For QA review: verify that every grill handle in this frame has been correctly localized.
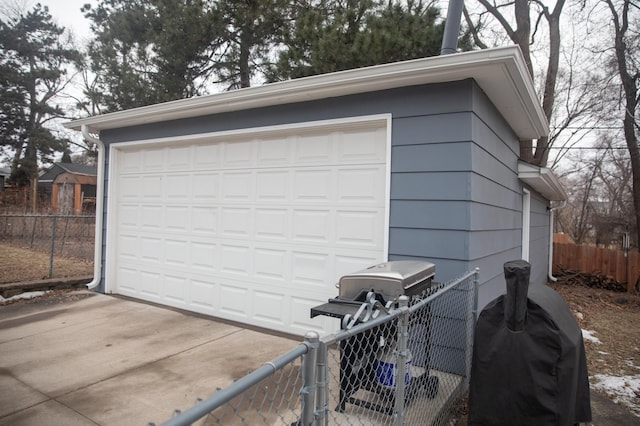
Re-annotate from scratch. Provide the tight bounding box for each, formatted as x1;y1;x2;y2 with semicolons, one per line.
503;260;531;332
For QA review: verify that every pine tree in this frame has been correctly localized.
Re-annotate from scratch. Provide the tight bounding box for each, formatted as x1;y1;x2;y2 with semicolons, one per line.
0;4;82;186
269;0;460;81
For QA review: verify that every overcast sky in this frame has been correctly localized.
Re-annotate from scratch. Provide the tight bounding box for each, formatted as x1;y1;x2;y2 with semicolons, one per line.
39;0;92;42
0;0;93;43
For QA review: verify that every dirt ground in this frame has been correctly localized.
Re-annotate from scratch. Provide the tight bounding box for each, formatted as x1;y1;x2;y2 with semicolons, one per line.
548;279;640;380
0;243;94;284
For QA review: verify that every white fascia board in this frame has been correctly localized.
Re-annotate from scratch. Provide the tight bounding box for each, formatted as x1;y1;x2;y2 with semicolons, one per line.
518;161;567;201
65;46;548;140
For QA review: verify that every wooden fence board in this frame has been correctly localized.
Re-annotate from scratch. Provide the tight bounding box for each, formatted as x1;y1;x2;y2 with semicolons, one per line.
553;242;640;292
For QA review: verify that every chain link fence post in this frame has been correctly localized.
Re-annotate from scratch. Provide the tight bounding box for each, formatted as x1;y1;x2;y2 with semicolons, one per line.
472;268;480;322
301;331;319;425
394;295;409;426
314;342;328;426
48;215;57;278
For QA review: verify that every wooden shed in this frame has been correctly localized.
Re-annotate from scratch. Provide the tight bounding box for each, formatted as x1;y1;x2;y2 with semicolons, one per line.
39;163;97;214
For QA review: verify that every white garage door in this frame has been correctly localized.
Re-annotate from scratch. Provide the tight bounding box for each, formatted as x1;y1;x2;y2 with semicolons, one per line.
106;116;390;335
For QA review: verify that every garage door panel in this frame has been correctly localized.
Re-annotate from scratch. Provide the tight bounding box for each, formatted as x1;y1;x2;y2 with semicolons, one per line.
291;251;331;287
141;176;163;199
191;241;217;272
192;173;219;200
111;119;388;335
254;248;288;282
222;172;253;201
166;174;190;199
140;270;162;298
292;210;331;244
335;209;384;248
337;127;387;162
255;208;289;240
166;206;189;231
192;206;218;235
165;239;188;266
164;275;188;305
257;136;293;165
119;176;140;199
256;171;291;201
141;205;163;229
221;207;252;237
295;133;332;164
120;150;142;172
294;169;333;202
220;244;251;276
140;236;162;262
194;144;220;168
118;205;139;228
220;284;251;317
254;291;287;326
337;167;386;204
224;139;256;167
117;234;138;259
117;267;138;293
191;278;218;309
143;148;164;171
167;146;190;169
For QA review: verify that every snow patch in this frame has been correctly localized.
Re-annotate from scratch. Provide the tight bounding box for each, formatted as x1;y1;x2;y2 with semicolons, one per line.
591;374;640;417
582;329;602;344
0;291;49;303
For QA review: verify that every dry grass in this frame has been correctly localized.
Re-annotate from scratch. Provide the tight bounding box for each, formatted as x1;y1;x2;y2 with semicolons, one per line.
0;243;93;284
548;280;640;379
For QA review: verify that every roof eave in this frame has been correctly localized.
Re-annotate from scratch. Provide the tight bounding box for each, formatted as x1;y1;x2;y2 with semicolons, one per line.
518;161;567;201
64;46;548;140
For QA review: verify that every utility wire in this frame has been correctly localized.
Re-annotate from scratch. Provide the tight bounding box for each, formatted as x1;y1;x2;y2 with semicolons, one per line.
547;146;628;149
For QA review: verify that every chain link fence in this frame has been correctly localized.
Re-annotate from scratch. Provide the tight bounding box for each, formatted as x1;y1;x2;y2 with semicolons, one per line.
156;269;479;426
0;214;95;279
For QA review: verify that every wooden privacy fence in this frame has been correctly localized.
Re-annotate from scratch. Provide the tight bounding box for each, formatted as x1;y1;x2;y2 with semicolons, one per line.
553;243;640;292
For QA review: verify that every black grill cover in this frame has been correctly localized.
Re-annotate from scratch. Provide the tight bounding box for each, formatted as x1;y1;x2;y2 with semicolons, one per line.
468;283;592;425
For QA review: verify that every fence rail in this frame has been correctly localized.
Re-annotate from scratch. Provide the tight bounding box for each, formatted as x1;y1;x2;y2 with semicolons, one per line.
154;269;479;426
553;242;640;292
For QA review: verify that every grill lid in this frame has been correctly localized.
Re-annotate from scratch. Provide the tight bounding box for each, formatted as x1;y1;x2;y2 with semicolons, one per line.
338;260;435;301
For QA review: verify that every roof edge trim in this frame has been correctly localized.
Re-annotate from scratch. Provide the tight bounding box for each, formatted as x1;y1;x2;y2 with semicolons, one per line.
65;46;548;140
518;161;567;201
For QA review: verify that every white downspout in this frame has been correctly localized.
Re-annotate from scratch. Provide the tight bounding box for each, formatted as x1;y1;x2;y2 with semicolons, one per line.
82;125;105;290
548;200;567;282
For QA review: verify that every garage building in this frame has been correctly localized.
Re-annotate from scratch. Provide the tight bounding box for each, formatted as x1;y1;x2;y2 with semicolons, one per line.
65;46;566;336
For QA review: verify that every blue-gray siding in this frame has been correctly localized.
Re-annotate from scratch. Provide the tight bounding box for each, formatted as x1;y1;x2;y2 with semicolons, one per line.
98;78;550;311
529;190;551;286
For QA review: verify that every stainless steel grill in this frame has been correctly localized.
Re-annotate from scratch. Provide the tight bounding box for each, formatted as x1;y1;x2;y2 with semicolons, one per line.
311;260;436;323
311;260;440;416
338;260;436;302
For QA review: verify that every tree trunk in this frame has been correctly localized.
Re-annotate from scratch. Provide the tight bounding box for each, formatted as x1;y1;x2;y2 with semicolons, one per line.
239;34;251;88
534;1;564;167
514;0;533;77
607;0;640;250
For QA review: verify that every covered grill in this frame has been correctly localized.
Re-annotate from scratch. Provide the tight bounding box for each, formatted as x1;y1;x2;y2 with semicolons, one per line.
311;260;440;415
468;260;592;425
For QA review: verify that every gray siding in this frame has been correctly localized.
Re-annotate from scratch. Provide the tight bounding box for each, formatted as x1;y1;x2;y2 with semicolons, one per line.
529;189;551;286
467;84;523;309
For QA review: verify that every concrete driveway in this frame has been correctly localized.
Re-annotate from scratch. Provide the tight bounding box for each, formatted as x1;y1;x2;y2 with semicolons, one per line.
0;291;297;426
